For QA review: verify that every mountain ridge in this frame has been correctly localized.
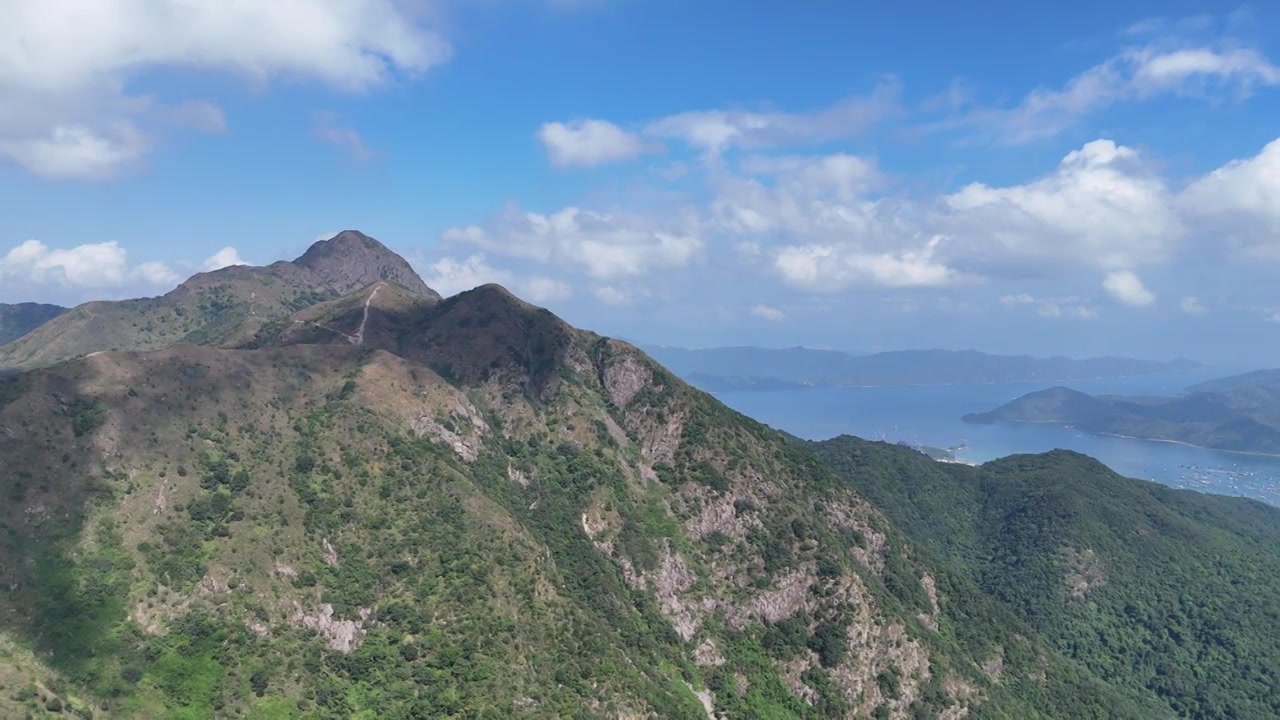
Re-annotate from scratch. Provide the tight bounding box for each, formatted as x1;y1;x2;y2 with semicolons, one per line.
0;302;67;346
0;231;440;371
0;232;1272;719
0;265;1166;718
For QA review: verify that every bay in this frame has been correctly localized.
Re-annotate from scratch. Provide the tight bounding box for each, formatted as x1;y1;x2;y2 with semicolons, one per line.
711;366;1280;507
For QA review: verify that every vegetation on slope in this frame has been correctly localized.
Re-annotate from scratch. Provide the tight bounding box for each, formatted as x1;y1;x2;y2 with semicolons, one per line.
0;280;1188;719
0;302;67;346
0;231;438;371
811;436;1280;719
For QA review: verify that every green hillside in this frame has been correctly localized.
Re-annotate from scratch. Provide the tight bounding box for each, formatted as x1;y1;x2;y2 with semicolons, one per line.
0;303;66;346
811;436;1280;719
0;278;1173;719
0;236;1273;718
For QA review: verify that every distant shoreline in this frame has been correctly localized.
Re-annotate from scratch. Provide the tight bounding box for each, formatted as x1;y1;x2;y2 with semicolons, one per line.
985;421;1280;460
1092;431;1280;460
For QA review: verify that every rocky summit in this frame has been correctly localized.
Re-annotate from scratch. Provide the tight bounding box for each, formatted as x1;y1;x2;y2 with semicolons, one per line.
0;232;440;372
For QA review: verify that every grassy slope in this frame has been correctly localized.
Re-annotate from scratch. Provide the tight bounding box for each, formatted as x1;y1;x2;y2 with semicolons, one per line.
811;436;1280;719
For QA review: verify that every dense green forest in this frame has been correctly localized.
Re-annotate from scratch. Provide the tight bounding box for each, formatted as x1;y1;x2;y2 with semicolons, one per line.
812;436;1280;719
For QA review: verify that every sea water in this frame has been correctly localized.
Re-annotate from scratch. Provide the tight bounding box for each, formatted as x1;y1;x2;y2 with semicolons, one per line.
711;367;1280;507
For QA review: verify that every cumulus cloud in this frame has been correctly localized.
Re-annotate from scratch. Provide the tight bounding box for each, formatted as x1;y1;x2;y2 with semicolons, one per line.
750;304;784;321
441;204;701;279
1179;137;1280;260
774;241;955;291
962;42;1280;142
1103;270;1156;306
705;152;959;291
940;140;1179;276
538;119;648;167
1181;296;1207;315
0;0;450;178
419;252;571;304
0;239;180;300
202;247;247;272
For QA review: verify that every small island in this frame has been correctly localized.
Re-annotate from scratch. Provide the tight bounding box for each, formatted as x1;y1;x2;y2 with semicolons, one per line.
962;370;1280;456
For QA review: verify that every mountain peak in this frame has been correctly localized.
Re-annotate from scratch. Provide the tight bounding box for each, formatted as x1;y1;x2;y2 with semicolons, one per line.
294;230;440;300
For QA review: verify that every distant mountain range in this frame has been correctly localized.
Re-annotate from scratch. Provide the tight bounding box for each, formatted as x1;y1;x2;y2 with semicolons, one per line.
964;369;1280;455
643;345;1201;391
0;302;67;345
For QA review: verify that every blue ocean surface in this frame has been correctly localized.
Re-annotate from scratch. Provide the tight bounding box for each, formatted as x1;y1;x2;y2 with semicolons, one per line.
711;367;1280;507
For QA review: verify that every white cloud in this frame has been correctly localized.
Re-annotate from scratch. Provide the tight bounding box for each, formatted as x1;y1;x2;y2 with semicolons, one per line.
1179;137;1280;260
0;1;450;178
0;124;148;180
420;254;508;298
522;276;573;304
1103;270;1156;306
645;82;899;155
706;151;960;291
202;247;247;272
442;204;701;279
750;304;784;321
705;141;1179;291
940;140;1179;276
966;42;1280;142
538;119;648;168
1180;295;1207;315
0;239;180;298
419;252;572;303
774;241;955;291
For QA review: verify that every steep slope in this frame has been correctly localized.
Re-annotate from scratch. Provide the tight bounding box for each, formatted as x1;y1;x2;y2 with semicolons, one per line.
811;436;1280;719
0;284;1163;719
0;302;67;346
0;231;438;371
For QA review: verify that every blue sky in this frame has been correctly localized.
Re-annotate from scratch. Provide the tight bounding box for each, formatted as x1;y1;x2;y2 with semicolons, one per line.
2;1;1279;364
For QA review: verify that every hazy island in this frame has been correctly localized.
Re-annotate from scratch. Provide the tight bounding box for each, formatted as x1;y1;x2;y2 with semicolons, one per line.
963;369;1280;455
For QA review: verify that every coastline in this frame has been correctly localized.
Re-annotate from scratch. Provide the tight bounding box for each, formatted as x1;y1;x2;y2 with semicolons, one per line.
990;421;1280;460
1092;431;1280;460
